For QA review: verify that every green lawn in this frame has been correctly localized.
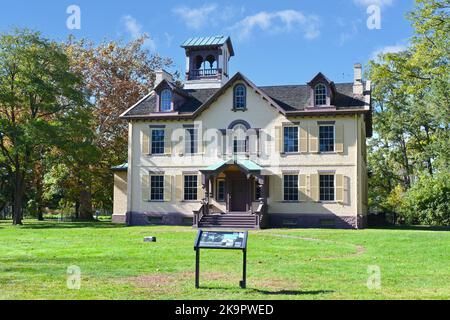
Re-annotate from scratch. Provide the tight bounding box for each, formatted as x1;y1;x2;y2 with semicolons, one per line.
0;220;449;300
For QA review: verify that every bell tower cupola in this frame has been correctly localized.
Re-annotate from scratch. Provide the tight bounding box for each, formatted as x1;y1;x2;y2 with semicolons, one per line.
181;35;234;90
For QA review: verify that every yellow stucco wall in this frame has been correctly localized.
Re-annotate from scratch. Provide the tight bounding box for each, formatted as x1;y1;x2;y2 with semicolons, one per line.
112;171;128;223
123;80;369;221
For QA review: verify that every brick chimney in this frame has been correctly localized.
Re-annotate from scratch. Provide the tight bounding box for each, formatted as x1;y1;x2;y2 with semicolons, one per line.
353;63;363;95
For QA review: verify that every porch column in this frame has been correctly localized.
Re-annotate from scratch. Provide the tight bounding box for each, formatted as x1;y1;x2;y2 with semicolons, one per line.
257;175;267;205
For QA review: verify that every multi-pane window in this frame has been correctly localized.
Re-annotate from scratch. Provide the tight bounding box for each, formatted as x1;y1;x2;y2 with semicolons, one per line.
184;175;198;201
315;84;327;106
217;180;225;202
283;175;299;201
234;84;246;110
233;124;247;154
254;181;262;201
150;175;164;201
160;89;172;112
284;126;299;153
320;174;335;201
319;125;334;152
151;129;165;154
185;127;198;154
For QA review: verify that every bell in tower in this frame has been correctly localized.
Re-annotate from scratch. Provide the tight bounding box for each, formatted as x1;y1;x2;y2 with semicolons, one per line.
181;36;234;90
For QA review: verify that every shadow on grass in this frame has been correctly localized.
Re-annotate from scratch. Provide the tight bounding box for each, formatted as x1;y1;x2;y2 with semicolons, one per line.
250;289;334;296
369;225;450;232
15;221;124;230
199;286;334;296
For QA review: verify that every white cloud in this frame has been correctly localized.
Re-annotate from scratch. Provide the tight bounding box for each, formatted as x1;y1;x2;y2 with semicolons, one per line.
121;15;156;51
172;4;218;30
337;19;362;46
230;10;321;41
371;44;407;60
353;0;394;8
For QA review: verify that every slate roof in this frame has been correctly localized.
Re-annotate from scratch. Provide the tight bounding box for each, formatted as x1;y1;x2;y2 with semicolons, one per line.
121;79;367;118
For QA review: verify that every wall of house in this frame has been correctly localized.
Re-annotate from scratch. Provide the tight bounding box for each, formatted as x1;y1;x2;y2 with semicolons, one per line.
112;171;128;223
125;80;367;228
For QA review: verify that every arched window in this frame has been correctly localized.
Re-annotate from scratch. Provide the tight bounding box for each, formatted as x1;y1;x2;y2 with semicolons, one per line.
234;84;246;110
232;123;248;154
314;84;327;106
195;55;203;70
160;89;172;112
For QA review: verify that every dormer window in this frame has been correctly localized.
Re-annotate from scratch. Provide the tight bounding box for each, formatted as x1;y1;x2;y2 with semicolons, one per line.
160;89;172;112
233;84;246;110
315;84;327;106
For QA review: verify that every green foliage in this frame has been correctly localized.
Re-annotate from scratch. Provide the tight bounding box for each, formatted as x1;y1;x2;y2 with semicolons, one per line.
367;0;450;225
401;173;450;225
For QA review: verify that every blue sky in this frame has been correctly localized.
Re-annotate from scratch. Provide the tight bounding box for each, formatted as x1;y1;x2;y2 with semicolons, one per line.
0;0;415;85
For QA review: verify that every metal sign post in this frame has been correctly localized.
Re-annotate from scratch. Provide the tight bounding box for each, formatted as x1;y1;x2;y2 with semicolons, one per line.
194;230;248;289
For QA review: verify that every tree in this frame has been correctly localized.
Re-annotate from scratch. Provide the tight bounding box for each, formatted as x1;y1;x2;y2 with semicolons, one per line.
0;29;88;224
367;0;449;224
64;35;175;218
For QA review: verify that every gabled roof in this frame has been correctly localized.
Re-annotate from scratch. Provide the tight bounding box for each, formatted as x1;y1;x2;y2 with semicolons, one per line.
120;72;369;120
181;35;235;56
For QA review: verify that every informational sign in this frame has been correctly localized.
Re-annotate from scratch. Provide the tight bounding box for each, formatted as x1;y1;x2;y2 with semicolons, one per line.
194;230;248;289
196;231;247;249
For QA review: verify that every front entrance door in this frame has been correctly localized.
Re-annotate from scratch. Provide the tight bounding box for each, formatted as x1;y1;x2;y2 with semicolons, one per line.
230;179;247;212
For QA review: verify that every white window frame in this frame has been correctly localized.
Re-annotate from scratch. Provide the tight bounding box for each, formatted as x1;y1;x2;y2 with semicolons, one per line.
283;125;300;154
319;125;335;153
150;174;165;202
160;89;172;112
319;173;336;202
314;84;327;106
283;174;299;202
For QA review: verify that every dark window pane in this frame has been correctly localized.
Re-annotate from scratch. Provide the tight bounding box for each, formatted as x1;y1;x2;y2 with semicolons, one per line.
150;175;164;201
217;180;225;202
284;126;299;153
151;129;165;154
319;126;334;152
184;175;198;201
283;175;299;201
320;174;335;201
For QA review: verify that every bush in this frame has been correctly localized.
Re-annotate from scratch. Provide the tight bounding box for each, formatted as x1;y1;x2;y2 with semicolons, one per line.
400;172;450;226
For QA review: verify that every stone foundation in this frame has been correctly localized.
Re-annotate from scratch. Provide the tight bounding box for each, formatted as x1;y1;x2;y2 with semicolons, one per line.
125;211;367;229
126;211;193;226
269;213;366;229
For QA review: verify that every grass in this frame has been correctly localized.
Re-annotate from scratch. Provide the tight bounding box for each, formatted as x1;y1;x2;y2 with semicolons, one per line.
0;220;449;300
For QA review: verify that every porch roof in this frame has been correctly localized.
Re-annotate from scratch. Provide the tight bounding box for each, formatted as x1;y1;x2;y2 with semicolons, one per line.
201;160;263;175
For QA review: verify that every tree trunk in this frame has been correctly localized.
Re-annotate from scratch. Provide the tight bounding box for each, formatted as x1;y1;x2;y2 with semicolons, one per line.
12;171;24;225
78;186;93;221
75;200;80;220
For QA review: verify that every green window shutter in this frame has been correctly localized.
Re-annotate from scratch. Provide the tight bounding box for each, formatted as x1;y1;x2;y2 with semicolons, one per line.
142;127;150;155
310;174;319;202
164;175;172;202
299;174;308;201
336;174;344;203
335;125;344;153
141;173;150;202
309;125;319;153
300;125;308;153
164;128;172;155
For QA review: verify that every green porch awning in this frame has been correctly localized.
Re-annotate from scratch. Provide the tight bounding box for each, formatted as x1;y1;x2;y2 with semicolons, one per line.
111;163;128;171
201;160;263;175
236;160;263;172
